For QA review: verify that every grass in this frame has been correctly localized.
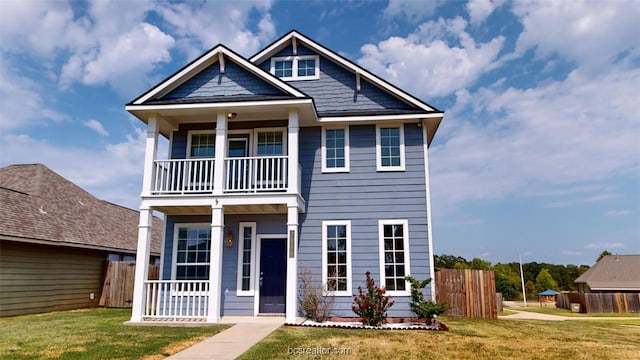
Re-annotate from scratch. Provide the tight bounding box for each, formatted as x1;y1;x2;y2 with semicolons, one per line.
513;306;640;318
239;317;640;359
0;308;229;360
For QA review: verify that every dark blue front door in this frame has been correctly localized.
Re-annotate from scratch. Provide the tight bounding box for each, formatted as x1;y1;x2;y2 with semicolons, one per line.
259;238;286;313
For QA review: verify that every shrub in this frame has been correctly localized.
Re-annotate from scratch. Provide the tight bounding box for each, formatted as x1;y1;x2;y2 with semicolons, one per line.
298;268;334;322
352;271;394;326
404;275;447;324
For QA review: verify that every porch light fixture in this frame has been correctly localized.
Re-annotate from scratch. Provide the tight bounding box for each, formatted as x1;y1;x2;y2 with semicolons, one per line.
227;112;237;120
225;227;234;247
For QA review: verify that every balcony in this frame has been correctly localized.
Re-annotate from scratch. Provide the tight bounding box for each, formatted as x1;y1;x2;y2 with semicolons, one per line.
150;156;292;195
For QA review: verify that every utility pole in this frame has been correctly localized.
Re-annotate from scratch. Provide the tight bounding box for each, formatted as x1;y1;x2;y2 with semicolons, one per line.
519;253;527;307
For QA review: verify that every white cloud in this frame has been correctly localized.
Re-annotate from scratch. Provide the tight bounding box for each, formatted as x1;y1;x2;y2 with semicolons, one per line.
64;23;175;96
383;0;448;24
510;0;639;71
605;210;632;217
562;250;584;257
358;17;504;98
0;63;66;131
466;0;506;25
0;130;147;209
84;119;109;136
155;0;275;59
430;66;640;212
584;242;625;250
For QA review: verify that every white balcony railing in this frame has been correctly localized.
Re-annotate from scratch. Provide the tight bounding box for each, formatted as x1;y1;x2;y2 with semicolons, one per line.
152;159;215;194
143;280;209;320
224;156;288;193
151;156;290;195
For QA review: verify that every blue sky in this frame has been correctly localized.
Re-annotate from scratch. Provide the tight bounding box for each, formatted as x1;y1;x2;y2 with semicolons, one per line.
1;0;638;266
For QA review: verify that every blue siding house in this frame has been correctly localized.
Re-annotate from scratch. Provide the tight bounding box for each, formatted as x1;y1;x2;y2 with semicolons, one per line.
127;30;443;323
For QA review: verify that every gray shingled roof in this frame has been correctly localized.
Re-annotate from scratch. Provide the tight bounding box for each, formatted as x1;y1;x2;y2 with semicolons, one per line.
574;255;640;291
0;164;162;255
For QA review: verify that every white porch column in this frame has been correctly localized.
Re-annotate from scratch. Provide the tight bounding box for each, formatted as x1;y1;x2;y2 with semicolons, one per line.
213;112;228;195
287;109;299;194
130;207;153;322
422;122;437;301
207;205;224;323
141;116;159;197
285;205;299;323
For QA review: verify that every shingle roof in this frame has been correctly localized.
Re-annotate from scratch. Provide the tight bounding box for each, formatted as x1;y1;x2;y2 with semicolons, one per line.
574;255;640;291
0;164;162;255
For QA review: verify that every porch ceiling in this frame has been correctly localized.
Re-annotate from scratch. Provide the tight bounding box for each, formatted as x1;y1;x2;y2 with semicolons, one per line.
155;204;287;216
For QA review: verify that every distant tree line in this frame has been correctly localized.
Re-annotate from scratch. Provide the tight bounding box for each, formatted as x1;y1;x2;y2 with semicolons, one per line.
434;254;591;300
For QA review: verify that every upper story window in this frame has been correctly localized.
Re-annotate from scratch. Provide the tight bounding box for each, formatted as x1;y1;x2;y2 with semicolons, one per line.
256;129;285;155
270;55;319;80
322;127;350;173
376;125;405;171
188;131;215;158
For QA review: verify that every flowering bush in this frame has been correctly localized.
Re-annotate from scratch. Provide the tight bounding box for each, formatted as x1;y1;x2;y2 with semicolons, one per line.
352;271;394;326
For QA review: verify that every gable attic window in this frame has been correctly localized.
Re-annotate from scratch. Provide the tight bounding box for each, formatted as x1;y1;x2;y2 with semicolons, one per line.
270;55;319;80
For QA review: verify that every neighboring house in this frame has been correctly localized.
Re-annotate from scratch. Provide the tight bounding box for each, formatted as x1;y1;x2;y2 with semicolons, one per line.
0;164;162;317
574;254;640;293
126;30;444;323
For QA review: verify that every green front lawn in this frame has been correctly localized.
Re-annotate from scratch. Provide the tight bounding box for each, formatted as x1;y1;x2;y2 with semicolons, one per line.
0;308;229;360
239;317;640;359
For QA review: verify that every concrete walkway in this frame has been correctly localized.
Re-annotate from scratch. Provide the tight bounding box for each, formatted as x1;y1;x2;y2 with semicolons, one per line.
166;317;285;360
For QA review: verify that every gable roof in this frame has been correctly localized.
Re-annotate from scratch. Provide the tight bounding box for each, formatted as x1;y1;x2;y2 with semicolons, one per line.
251;30;443;144
130;44;308;105
0;164;162;255
251;30;443;114
574;255;640;291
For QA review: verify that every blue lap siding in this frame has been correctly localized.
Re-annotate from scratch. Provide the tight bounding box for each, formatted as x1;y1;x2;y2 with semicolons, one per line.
298;124;431;317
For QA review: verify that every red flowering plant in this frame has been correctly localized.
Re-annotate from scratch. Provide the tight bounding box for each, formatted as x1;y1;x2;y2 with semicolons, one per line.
352;271;394;326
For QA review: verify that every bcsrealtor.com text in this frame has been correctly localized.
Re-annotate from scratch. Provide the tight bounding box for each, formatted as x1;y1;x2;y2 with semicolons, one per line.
288;346;352;356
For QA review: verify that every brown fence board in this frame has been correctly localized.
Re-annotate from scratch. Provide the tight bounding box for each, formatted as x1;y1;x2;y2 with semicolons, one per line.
556;292;640;313
435;269;497;319
99;261;159;308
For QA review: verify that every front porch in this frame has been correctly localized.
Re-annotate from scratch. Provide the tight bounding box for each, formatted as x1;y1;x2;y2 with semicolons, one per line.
130;206;301;324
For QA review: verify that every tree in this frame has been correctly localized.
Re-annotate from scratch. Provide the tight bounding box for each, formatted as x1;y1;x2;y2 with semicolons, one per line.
535;268;558;293
493;263;521;300
469;257;492;270
596;250;612;263
525;280;536;297
434;254;468;269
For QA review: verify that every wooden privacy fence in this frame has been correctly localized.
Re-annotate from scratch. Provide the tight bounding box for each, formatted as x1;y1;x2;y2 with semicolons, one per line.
99;261;159;308
556;292;640;313
435;269;498;319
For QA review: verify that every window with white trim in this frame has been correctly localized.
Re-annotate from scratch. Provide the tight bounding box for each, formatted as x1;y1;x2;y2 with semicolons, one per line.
270;55;319;80
187;131;215;158
174;224;211;280
378;220;410;295
376;125;405;171
236;222;256;296
322;221;352;296
321;127;350;172
256;130;284;155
